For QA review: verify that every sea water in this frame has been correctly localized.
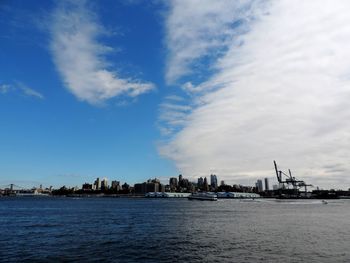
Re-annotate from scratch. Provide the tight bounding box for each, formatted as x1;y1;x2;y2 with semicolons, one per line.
0;197;349;262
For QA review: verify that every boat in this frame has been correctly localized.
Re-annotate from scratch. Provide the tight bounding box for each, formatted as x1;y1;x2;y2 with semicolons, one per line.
15;192;50;197
188;192;218;201
322;200;328;204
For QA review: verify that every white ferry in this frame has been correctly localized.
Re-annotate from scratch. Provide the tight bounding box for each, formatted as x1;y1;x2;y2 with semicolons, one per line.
188;192;218;201
15;189;50;197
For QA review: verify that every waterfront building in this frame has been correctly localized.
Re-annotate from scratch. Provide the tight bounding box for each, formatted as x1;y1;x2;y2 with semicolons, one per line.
134;183;146;194
101;178;108;190
197;177;204;189
217;192;260;199
256;179;263;192
134;178;164;194
233;184;242;192
159;184;165;193
220;180;225;186
82;183;93;191
210;174;218;190
145;192;191;198
169;177;178;191
94;178;101;190
178;174;188;189
264;178;269;191
273;184;279;190
146;182;159;192
180;178;190;191
111;181;121;191
122;183;130;191
203;177;209;191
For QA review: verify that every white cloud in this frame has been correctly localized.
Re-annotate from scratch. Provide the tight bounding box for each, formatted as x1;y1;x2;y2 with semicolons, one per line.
0;82;44;99
164;0;263;84
50;0;155;105
158;95;191;136
17;82;45;99
0;84;12;94
160;0;350;189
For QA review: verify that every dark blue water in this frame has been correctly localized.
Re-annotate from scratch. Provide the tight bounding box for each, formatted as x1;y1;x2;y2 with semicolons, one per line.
0;197;349;262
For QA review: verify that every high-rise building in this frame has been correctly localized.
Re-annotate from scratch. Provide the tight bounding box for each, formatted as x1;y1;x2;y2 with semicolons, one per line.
210;174;218;190
203;177;209;191
111;181;120;191
146;182;159;192
134;178;163;194
101;178;108;190
256;179;263;192
122;183;130;191
94;178;101;190
159;184;165;193
169;177;178;191
264;178;269;191
82;183;93;191
178;174;183;186
197;177;204;189
134;183;146;194
220;180;225;186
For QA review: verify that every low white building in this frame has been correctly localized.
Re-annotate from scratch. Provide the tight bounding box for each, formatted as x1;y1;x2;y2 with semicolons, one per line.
145;192;191;198
217;192;260;199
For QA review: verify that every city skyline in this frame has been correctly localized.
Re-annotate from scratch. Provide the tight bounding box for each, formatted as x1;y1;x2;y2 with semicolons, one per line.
2;0;350;189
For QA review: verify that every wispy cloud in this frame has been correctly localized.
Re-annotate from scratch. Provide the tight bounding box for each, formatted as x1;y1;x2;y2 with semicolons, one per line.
0;82;44;99
49;0;155;105
16;82;45;99
158;95;191;136
160;0;350;189
164;0;262;84
0;84;12;94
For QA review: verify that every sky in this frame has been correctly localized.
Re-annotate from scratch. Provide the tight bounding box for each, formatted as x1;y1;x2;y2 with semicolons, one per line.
1;0;350;190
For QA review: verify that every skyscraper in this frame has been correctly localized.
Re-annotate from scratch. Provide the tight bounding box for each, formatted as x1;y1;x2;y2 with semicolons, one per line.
210;174;218;190
94;178;101;190
203;177;209;191
256;179;263;192
111;181;120;191
101;178;108;190
197;177;204;189
169;177;178;191
264;178;269;191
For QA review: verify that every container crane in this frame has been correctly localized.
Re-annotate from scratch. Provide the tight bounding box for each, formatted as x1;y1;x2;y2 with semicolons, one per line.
274;160;312;196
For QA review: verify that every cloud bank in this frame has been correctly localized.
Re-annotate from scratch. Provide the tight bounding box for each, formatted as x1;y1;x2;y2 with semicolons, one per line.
50;0;154;105
164;0;262;84
160;0;350;188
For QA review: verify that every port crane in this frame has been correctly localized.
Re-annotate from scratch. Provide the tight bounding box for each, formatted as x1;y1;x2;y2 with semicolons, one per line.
273;161;312;193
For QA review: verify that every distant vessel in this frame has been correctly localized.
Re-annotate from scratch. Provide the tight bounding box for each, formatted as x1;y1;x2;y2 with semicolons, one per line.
15;192;50;197
15;190;50;197
188;192;217;201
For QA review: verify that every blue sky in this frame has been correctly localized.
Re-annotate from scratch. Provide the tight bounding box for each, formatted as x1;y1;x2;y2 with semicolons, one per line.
0;0;177;187
1;0;350;189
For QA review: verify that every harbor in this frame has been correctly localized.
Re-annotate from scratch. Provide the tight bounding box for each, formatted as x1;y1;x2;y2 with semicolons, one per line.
2;161;349;200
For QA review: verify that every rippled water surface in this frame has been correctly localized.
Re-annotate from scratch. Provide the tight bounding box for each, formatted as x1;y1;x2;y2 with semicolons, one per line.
1;197;349;262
